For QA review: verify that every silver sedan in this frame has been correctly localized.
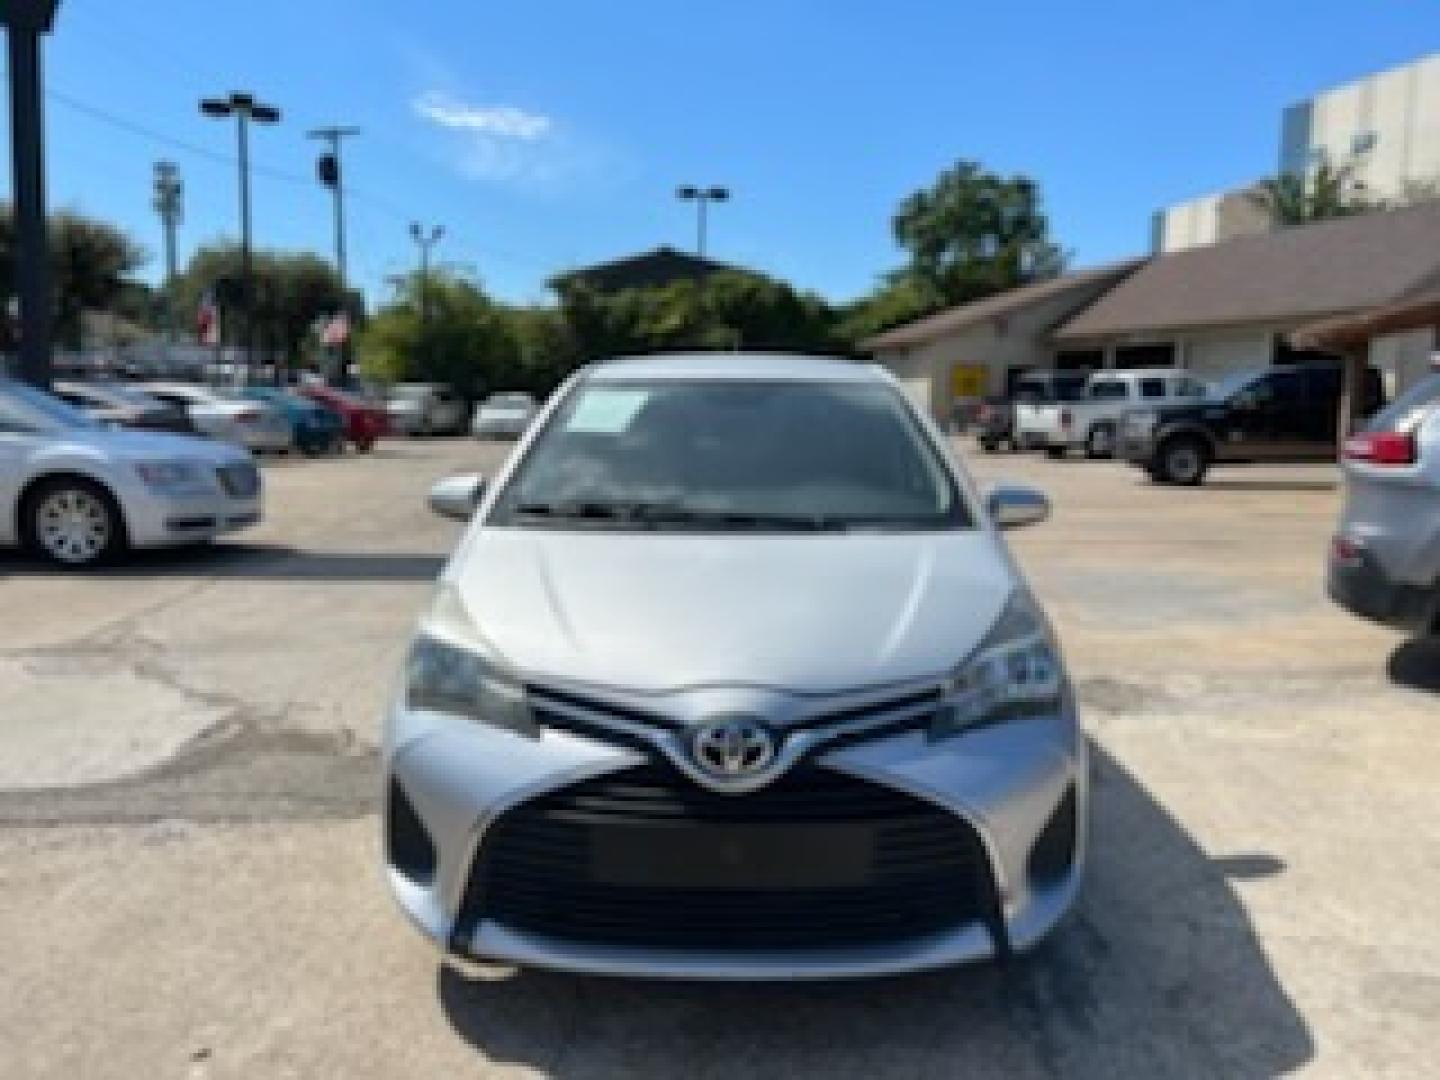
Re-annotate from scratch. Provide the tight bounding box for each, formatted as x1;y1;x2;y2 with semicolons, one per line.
383;354;1085;979
0;379;262;567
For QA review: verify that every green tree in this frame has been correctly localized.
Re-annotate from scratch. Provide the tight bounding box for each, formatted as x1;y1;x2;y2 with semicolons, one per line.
1246;160;1378;227
834;275;944;343
174;243;356;368
553;271;841;363
0;205;146;348
359;271;517;398
890;160;1065;306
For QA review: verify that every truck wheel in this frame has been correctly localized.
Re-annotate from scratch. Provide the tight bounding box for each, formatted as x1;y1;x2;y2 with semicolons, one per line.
1157;436;1210;486
1085;423;1116;459
1045;446;1068;460
21;477;127;568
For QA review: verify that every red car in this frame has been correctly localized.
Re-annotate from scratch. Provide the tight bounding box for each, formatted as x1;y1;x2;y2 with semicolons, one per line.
297;385;389;452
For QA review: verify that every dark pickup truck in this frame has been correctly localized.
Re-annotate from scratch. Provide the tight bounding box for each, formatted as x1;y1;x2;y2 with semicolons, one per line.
1117;363;1382;485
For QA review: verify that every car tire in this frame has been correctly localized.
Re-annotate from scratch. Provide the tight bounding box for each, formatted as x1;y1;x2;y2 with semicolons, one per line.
1045;446;1068;460
21;477;127;568
979;438;999;454
355;438;375;454
1157;436;1210;486
1085;423;1116;459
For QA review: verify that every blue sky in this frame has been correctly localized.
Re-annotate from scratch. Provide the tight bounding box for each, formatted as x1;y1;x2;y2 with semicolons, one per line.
2;0;1437;307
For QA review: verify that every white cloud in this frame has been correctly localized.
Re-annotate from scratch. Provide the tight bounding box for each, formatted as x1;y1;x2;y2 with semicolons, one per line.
413;91;551;142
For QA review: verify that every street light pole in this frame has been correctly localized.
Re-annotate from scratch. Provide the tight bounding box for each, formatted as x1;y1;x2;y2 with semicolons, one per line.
410;222;444;332
3;1;61;387
676;184;730;256
308;126;359;384
201;92;281;384
152;162;182;346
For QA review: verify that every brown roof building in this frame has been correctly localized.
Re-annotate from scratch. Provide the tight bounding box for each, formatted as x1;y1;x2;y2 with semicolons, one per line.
1052;202;1440;393
861;262;1144;419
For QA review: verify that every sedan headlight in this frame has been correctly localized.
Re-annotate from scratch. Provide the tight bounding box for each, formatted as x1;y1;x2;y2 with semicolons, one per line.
135;461;207;491
404;586;536;736
932;593;1064;738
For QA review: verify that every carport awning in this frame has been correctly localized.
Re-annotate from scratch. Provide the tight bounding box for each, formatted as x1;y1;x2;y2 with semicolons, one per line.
1289;283;1440;351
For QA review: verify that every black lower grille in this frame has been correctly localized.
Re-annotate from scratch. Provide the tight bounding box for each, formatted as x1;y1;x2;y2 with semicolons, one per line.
460;763;997;952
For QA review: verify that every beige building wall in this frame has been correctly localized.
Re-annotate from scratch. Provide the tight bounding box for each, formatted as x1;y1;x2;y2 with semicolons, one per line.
1180;330;1274;380
1153;186;1271;253
873;287;1114;419
1369;327;1437;398
1281;52;1440;198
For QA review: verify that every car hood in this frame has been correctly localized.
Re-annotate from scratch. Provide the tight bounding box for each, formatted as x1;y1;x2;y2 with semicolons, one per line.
58;426;249;464
446;529;1015;694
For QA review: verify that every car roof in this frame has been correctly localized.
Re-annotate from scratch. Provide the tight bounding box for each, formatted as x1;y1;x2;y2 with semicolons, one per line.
1090;368;1192;380
585;353;875;383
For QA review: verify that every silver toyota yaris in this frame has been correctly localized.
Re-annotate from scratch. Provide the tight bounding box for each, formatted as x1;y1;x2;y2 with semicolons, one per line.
384;354;1086;979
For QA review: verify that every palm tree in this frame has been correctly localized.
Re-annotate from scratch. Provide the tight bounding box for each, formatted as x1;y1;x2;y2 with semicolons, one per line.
1247;160;1377;228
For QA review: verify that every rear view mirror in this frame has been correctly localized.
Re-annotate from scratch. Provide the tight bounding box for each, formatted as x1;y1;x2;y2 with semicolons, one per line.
986;483;1050;530
429;474;486;521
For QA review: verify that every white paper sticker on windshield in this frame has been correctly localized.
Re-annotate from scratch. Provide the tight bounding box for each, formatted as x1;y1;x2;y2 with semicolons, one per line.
566;389;649;434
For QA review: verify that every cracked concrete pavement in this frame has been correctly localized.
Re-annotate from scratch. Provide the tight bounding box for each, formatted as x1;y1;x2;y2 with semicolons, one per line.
1;438;1437;1078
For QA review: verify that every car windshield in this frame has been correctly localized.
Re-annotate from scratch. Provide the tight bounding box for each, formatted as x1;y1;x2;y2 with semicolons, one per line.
492;378;969;531
1208;370;1264;402
0;379;100;431
90;383;164;410
1016;377;1086;403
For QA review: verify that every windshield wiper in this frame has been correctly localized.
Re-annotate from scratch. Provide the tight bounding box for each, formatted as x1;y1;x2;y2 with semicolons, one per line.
513;501;847;531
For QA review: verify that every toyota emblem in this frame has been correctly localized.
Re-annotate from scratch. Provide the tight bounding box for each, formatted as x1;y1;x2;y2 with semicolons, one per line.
690;717;776;778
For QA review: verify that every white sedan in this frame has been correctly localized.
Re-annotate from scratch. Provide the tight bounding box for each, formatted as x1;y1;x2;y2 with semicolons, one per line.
0;379;263;567
139;381;293;452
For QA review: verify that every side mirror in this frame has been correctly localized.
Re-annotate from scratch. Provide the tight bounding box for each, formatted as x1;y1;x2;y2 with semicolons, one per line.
987;483;1050;530
429;473;486;521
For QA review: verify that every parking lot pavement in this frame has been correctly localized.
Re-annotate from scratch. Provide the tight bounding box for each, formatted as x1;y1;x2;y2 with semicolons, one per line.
1;439;1437;1078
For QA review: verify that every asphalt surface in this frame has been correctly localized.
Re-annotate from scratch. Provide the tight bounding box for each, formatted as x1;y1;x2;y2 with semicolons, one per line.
1;437;1437;1078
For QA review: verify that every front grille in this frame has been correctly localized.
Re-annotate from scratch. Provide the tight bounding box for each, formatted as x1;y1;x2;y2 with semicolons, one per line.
460;762;998;952
216;463;260;499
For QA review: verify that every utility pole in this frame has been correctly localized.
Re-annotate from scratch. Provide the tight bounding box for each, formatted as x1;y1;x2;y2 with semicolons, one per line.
676;184;730;256
3;1;62;387
308;126;359;384
152;161;182;346
200;92;281;383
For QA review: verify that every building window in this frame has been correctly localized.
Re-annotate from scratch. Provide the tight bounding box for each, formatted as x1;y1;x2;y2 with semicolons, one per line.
1114;343;1176;369
1139;378;1167;399
1055;349;1103;372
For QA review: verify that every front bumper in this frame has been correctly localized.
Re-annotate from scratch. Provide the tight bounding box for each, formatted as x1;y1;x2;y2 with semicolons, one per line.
239;423;294;452
383;687;1086;980
119;468;263;548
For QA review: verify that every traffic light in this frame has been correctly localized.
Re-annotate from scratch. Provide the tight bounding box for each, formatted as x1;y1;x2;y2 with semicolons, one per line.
317;153;340;189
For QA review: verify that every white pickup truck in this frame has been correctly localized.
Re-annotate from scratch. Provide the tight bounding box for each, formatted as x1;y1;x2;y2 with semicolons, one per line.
1012;371;1090;452
1034;368;1210;458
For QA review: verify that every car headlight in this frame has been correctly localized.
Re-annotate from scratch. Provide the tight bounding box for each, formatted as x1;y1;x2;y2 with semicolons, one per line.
135;461;206;490
932;593;1064;739
404;585;537;736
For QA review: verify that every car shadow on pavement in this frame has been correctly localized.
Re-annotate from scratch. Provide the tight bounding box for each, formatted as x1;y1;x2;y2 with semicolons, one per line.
436;746;1313;1078
0;544;445;582
1188;480;1338;493
1388;638;1440;694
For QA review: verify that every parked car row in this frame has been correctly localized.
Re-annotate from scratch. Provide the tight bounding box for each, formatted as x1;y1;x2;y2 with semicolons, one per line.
978;360;1383;486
